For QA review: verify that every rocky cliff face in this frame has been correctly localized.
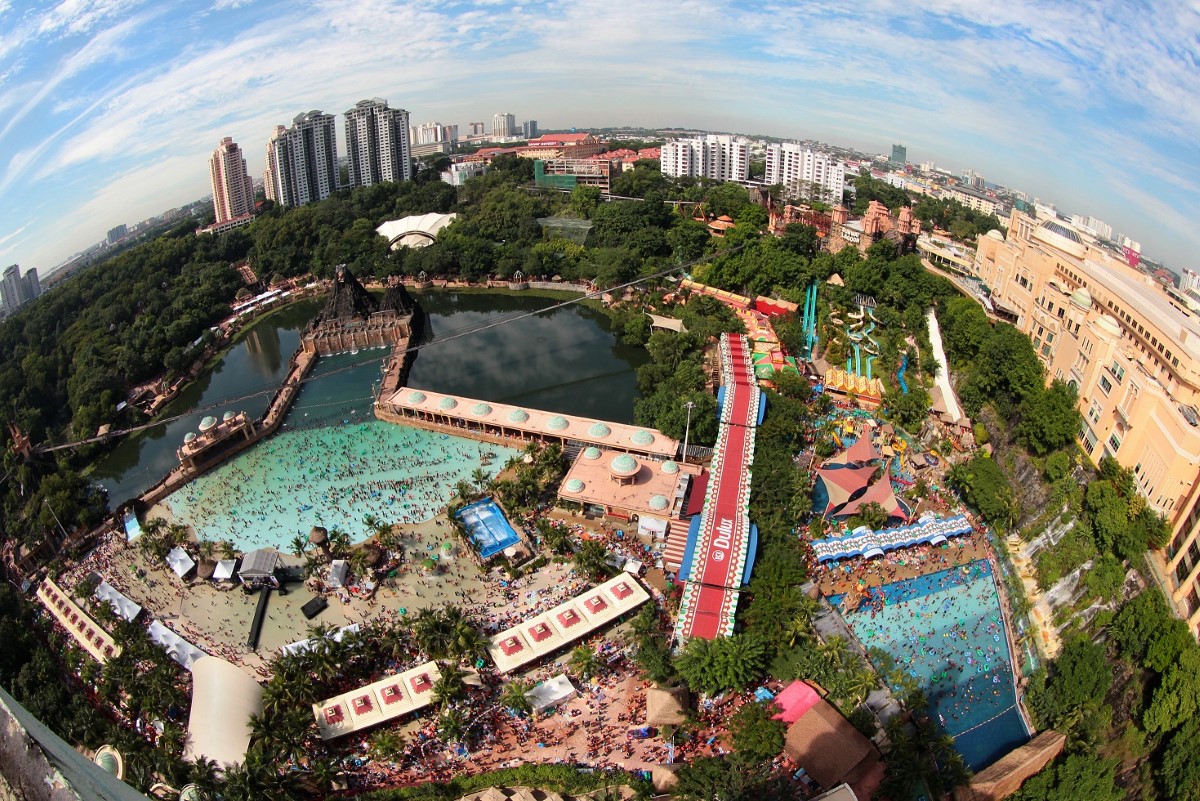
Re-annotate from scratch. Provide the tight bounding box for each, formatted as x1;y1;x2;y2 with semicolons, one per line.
381;282;418;316
318;266;378;322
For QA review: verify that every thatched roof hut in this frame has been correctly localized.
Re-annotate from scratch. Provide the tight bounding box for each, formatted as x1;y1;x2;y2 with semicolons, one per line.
645;685;689;726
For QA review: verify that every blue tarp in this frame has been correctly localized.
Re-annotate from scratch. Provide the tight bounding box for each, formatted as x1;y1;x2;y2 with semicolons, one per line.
757;393;767;426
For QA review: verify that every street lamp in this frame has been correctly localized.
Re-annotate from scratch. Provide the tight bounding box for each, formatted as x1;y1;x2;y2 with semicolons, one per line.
681;401;696;464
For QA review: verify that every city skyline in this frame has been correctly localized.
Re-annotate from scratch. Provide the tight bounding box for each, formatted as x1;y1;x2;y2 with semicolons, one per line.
0;1;1196;273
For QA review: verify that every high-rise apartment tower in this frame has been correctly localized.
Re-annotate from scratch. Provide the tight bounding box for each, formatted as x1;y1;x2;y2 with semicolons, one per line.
344;98;412;188
269;111;340;207
209;137;256;224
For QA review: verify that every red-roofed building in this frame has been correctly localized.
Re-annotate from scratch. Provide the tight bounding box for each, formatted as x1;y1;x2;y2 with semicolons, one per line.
585;596;608;613
528;622;554;642
557;609;582;628
381;684;404;705
324;705;343;724
611;581;634;600
521;133;604;159
500;636;524;656
352;695;373;714
409;673;432;693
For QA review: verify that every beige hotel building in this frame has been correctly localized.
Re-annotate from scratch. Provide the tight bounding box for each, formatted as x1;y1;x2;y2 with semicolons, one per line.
973;209;1200;634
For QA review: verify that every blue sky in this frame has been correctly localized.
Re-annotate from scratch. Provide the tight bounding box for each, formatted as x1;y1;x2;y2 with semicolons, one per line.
0;0;1197;274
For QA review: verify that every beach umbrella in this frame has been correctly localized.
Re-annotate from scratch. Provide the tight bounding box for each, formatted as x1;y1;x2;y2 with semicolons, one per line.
441;542;454;553
421;558;437;572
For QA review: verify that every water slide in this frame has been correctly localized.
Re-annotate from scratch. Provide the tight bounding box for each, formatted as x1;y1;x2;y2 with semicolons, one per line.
926;308;963;420
897;353;909;394
862;319;879;379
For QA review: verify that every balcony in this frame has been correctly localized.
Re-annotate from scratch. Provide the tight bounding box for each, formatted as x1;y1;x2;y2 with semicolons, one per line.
1115;404;1133;428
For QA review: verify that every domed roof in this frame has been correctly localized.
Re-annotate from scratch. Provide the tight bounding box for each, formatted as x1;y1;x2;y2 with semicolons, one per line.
96;752;119;774
610;453;639;477
375;212;459;250
588;422;612;438
199;416;217;432
438;396;458;410
986;229;1004;240
661;460;680;474
1033;219;1087;257
1040;220;1082;243
222;410;236;422
508;409;530;423
630;430;655;446
179;785;206;801
184;432;197;443
583;447;602;460
408;391;427;404
565;478;585;493
1069;286;1093;310
648;495;669;511
93;746;123;778
471;402;492;416
1096;314;1122;338
547;416;569;430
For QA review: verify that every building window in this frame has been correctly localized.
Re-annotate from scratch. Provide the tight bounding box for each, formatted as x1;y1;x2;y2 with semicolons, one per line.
1088;401;1102;424
1109;362;1125;382
1099;375;1112;394
1108;432;1122;452
1041;344;1052;357
1046;332;1055;343
1081;424;1098;454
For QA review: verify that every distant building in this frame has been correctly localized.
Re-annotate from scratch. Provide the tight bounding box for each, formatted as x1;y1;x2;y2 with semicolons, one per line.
1182;269;1200;293
441;161;488;186
270;111;340;207
763;143;846;204
441;124;459;144
522;119;538;139
209;137;256;224
890;143;906;164
520;133;604;160
344;98;412;188
263;125;285;202
1;265;40;315
492;112;516;139
534;158;616;194
660;135;748;182
1070;215;1113;241
945;185;1001;216
106;224;127;245
468;121;486;137
412;122;446;145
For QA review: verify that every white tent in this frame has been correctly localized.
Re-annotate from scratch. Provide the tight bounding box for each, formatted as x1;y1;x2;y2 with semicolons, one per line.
238;548;278;581
280;623;361;656
147;620;208;670
525;674;577;713
376;213;458;249
93;580;141;622
212;559;238;581
165;547;195;579
623;559;644;575
184;657;262;768
328;560;349;589
638;516;668;540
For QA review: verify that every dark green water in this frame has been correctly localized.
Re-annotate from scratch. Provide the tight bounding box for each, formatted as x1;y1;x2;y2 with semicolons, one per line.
92;291;645;504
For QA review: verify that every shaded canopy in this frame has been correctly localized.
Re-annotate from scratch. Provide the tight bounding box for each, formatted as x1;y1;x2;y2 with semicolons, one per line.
844;436;881;465
835;478;907;521
814;465;875;513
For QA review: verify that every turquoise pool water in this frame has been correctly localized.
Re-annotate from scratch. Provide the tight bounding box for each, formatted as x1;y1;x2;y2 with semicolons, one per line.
456;498;521;558
842;560;1030;771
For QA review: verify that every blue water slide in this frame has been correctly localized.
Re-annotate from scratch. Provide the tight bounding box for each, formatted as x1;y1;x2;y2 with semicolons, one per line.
742;523;759;586
678;515;703;582
897;354;909;393
757;393;767;426
716;385;726;418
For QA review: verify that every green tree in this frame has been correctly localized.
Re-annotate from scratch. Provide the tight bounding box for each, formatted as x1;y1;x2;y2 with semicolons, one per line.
729;701;786;761
499;678;534;716
1017;380;1081;456
1143;646;1200;734
570;185;602;219
1160;717;1200;801
672;754;789;801
568;645;604;681
572;540;612;581
674;633;768;696
1009;753;1122;801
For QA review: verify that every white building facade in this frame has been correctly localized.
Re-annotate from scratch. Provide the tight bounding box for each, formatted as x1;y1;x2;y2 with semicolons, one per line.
763;143;845;203
344;98;412;189
660;135;749;182
271;111;340;207
263;125;285;203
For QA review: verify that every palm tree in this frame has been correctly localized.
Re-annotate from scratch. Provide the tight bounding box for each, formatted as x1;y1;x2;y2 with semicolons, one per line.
307;757;341;794
288;534;309;559
471;468;490;491
455;479;476;503
818;635;849;664
572;540;612;580
437;707;467;745
499;678;534;716
369;729;403;760
197;538;217;562
568;644;604;680
539;520;573;555
447;618;485;662
433;663;467;707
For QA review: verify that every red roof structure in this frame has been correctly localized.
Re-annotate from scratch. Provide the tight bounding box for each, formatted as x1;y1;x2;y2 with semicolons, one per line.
528;622;553;642
814;465;875;513
500;636;524;656
557;609;582;628
381;684;403;705
612;581;634;600
410;673;432;693
772;680;821;724
585;596;608;613
835;479;907;521
844;437;881;465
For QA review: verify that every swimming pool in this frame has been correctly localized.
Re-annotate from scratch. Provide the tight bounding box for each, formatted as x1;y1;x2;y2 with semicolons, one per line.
843;560;1030;771
166;422;519;552
456;498;521;559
